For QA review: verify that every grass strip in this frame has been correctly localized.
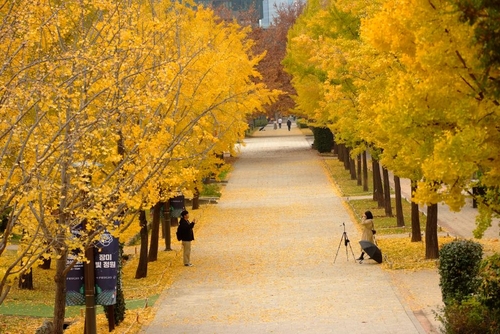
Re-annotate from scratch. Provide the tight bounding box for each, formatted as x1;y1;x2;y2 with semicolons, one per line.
0;295;160;317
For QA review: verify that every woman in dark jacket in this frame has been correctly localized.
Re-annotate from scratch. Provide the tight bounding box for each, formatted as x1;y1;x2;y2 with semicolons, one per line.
177;210;196;266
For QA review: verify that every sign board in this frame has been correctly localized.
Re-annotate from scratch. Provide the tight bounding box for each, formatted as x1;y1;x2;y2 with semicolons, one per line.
94;230;119;305
170;195;185;218
66;254;85;306
66;224;85;306
65;225;119;306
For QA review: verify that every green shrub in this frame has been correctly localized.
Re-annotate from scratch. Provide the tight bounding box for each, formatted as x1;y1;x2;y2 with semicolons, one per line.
438;239;483;304
478;253;500;310
200;183;221;197
311;127;333;153
439;298;499;334
253;118;268;127
218;169;229;181
296;119;308;128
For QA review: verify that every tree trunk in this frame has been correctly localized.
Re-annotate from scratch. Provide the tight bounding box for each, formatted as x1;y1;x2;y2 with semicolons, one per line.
394;176;405;227
160;202;166;239
362;151;368;191
382;167;393;217
19;232;34;289
148;202;162;262
356;154;362;186
135;210;148;279
163;200;172;251
372;159;377;201
425;203;439;259
372;160;384;208
53;248;68;334
192;187;200;210
38;257;51;269
105;305;115;332
337;143;344;162
18;268;33;290
349;155;356;180
410;180;422;242
343;146;350;171
331;133;335;154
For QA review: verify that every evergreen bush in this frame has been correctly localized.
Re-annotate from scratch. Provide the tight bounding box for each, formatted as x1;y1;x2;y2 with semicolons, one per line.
311;127;333;153
438;239;483;304
295;119;308;128
438;242;500;333
478;253;500;310
439;298;498;334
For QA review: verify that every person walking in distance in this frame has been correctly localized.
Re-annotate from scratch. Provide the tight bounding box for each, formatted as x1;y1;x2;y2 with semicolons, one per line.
356;211;375;261
286;118;292;131
278;117;283;129
177;210;196;266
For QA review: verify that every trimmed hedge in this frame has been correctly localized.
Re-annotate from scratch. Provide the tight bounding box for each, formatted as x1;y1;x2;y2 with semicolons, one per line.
437;240;500;333
438;239;483;304
311;127;333;153
295;119;309;128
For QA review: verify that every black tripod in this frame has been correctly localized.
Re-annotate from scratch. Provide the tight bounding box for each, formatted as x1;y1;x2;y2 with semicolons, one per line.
334;223;356;263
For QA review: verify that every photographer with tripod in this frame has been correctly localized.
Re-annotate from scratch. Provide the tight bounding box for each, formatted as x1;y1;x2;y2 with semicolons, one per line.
356;211;375;261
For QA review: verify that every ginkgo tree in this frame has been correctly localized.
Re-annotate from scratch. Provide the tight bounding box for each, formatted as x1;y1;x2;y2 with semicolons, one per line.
285;0;500;260
283;0;329;126
361;0;500;243
283;0;404;223
0;0;277;332
124;1;278;277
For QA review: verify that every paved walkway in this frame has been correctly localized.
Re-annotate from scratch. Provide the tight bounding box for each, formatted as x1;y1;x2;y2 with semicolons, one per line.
141;123;431;334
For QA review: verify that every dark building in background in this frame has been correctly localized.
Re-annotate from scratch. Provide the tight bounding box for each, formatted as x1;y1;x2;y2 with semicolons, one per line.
195;0;264;24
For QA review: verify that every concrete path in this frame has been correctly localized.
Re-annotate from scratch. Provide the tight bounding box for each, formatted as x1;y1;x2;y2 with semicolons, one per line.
141;123;427;334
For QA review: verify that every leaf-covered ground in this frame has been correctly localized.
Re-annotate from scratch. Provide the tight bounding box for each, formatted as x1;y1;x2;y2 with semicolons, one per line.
0;207;214;333
1;151;499;333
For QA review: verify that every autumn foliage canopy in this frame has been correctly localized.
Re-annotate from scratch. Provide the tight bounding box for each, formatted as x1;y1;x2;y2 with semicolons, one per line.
284;0;500;236
0;0;277;317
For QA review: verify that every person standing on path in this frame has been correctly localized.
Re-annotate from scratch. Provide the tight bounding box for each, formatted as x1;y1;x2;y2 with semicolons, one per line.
286;119;292;131
357;210;375;261
278;117;282;128
177;210;196;266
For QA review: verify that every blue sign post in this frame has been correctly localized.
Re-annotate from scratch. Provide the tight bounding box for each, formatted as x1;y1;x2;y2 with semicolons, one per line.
65;226;119;334
94;230;119;306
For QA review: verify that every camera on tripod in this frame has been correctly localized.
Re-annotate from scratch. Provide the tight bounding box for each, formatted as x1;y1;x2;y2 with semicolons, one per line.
340;223;350;246
334;222;356;263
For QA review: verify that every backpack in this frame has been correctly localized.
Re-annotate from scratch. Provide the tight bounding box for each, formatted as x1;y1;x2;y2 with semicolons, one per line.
176;226;181;241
